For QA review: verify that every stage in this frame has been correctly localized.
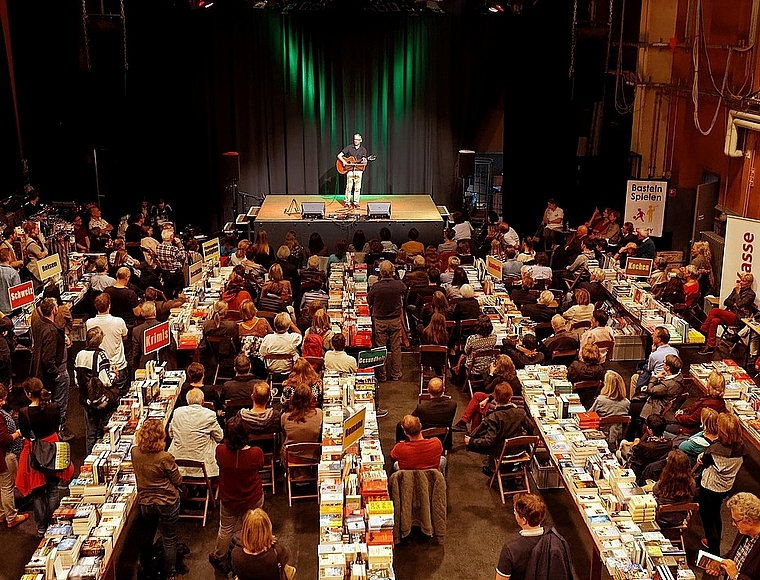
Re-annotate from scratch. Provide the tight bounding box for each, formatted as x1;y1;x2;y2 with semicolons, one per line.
248;194;445;250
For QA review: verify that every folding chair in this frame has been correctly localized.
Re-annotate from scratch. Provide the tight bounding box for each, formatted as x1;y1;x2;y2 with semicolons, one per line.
303;356;325;373
223;399;252;420
249;432;280;494
572;379;602;410
283;442;321;506
421;426;451;456
655;502;699;549
550;348;579;367
488;435;539;503
597;414;631;451
203;335;237;385
419;345;448;395
175;459;217;526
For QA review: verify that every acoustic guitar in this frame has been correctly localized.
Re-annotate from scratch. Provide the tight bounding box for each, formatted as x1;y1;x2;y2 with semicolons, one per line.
336;154;376;174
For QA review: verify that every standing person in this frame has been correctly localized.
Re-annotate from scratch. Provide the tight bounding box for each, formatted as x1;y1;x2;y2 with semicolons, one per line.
231;508;293;580
131;418;183;580
0;247;20;315
15;378;73;537
105;266;142;370
72;214;90;253
155;228;187;299
22;220;48;289
209;415;265;575
30;298;72;441
0;311;13;388
338;133;372;208
86;293;129;395
703;492;760;580
540;198;564;250
697;412;746;555
151;198;174;228
88;205;114;235
494;493;572;580
2;226;24;270
74;327;118;454
699;272;756;356
0;384;28;529
367;261;408;391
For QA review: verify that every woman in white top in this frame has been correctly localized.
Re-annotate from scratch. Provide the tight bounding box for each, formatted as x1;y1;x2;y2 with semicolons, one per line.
562;288;594;331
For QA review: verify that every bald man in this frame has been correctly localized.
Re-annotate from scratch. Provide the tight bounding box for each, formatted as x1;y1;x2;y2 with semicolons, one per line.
395;377;457;450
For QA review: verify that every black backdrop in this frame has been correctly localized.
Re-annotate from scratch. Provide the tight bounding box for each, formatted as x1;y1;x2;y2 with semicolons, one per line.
1;0;580;237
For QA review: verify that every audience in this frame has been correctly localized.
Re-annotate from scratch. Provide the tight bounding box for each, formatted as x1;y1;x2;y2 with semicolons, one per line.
324;333;358;374
678;408;719;466
567;343;605;384
280;384;323;460
562;287;594;330
670;370;726;436
652;449;697;528
699;272;756;356
397;377;457;451
259;312;302;375
542;314;580;360
220;354;258;411
588;370;630;450
579;309;614;363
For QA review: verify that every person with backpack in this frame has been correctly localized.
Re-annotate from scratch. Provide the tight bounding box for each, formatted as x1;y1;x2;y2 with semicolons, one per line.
495;493;572;580
74;327;119;454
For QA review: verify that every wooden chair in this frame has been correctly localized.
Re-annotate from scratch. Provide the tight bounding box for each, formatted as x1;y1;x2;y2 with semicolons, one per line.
597;414;631;451
419;345;448;395
533;321;553;342
223;399;252;420
550;348;579;367
655;502;699;549
571;320;592;331
488;435;539;504
421;426;451;456
595;339;615;362
175;459;217;526
564;269;586;292
283;442;321;506
303;356;325;373
249;432;280;494
263;353;296;398
663;391;690;417
454;318;479;352
203;335;237;385
572;379;602;410
466;348;500;397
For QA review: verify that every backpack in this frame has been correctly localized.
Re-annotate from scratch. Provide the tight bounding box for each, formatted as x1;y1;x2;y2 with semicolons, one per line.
302;331;324;358
81;349;119;412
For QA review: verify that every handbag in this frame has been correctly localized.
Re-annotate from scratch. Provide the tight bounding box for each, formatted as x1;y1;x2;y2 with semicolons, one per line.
273;545;296;580
31;438;71;473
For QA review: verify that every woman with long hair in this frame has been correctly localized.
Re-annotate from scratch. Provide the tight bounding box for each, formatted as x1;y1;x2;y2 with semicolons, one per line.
678;408;719;466
209;415;265;573
221;268;255;313
589;370;630;450
202;300;239;357
671;370;726;435
251;229;275;269
230;239;251;267
132;418;183;580
282;230;304;268
280;358;323;409
562;287;594;329
327;239;348;274
421;312;449;347
303;308;332;354
420;290;450;329
445;266;469;301
307;232;328;257
698;413;747;555
424;245;440;270
261;263;293;305
348;230;369;253
690;239;714;294
231;508;292;580
653;449;697;528
281;384;323;452
238;299;273;338
16;377;73;537
516;237;536;263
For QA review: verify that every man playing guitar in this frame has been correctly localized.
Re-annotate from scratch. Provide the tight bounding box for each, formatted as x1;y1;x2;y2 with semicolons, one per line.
337;133;375;208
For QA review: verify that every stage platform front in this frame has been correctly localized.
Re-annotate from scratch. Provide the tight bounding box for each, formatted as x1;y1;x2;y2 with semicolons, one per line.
249;194;445;250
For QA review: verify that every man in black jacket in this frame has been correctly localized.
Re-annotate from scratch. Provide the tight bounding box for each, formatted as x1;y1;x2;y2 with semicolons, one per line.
395;378;457;450
465;382;534;476
221;354;258;410
541;314;580;360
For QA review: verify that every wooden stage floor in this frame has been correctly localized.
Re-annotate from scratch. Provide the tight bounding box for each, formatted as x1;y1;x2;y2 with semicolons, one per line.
250;194;444;249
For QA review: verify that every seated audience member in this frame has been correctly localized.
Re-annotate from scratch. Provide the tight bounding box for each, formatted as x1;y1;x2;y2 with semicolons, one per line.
520;290;555;323
577;267;608;305
454;355;522;433
440;255;460;285
280;384;323;463
499;220;520;249
240;381;281;437
410;268;445;311
260;263;293;305
307;232;329;257
280;358;323;409
453;314;497;385
400;228;424;256
580;309;615;363
208;415;265;574
485;233;505;261
516;237;536;264
324;333;357;374
503;333;545;369
450;283;480;321
168;387;224;477
618;221;638;246
438;228;457;254
567;343;605;384
379;227;398;253
618;414;671;485
658;270;686;306
681;264;701;306
302;308;333;356
222;267;257;312
238;299;274;338
275;245;300;298
445;266;469;301
699;272;755;356
348;229;369;253
708;492;760;580
501;247;522;278
670;370;726;435
451;211;473;241
419;290;450;330
393;248;408;272
465;382;535;476
177;362;222;412
690;240;715;295
494;493;572;580
203;300;239;351
229;239;250;266
635;228;656;259
639;354;685;423
250;229;275;270
259;312;303;375
565;237;595;274
403;255;429;288
424;246;441;271
221;354;258;410
630;326;679;396
364;239;384;268
396;377;457;451
421;312;450;348
588;370;631;450
562;287;594;330
391;415;446;474
299;254;327;292
326;239;348;274
649;256;670;290
678;408;719;467
652;449;697;527
509;275;538;308
542;314;580;360
526;251;552;284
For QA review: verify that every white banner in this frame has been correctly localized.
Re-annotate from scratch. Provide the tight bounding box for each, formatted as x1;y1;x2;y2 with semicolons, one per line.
624;180;667;237
720;215;760;308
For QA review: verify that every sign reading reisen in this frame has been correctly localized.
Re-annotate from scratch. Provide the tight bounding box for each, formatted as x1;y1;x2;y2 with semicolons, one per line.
623;180;667;237
8;280;35;310
37;253;62;281
144;321;171;355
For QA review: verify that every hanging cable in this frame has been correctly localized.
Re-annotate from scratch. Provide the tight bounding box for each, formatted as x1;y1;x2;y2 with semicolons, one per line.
82;0;91;71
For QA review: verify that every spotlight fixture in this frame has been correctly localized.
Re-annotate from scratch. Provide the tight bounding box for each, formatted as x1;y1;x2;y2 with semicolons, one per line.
487;2;504;11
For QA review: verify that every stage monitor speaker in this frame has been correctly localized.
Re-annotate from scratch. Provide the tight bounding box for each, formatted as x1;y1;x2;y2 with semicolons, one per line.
301;202;325;219
457;149;475;178
221;151;240;182
367;202;391;219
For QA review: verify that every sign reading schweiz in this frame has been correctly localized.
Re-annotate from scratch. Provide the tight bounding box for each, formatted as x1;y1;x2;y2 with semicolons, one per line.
8;281;35;309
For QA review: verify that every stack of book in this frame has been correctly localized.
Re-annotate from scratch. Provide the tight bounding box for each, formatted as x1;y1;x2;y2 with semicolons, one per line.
72;504;99;536
627;494;658;523
67;555;103;580
25;537;58;579
55;535;84;568
576;411;600;430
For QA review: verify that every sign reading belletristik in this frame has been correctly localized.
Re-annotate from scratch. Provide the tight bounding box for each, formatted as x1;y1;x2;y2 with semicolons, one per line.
624;180;667;237
144;321;170;355
8;280;35;310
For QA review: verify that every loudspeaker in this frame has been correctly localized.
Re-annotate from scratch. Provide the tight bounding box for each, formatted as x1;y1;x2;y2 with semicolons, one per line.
221;151;240;182
301;202;325;219
457;149;475;178
367;202;391;219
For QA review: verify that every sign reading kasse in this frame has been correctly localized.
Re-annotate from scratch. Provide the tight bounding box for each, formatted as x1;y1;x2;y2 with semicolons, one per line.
144;321;171;355
8;280;35;310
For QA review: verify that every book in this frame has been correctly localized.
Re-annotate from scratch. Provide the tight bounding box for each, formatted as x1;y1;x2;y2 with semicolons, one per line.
695;550;723;573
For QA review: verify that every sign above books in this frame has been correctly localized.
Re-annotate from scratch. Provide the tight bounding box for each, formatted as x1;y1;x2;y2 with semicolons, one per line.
625;257;653;278
202;238;220;263
486;256;503;279
8;280;35;309
37;253;62;281
144;322;170;355
343;407;366;452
